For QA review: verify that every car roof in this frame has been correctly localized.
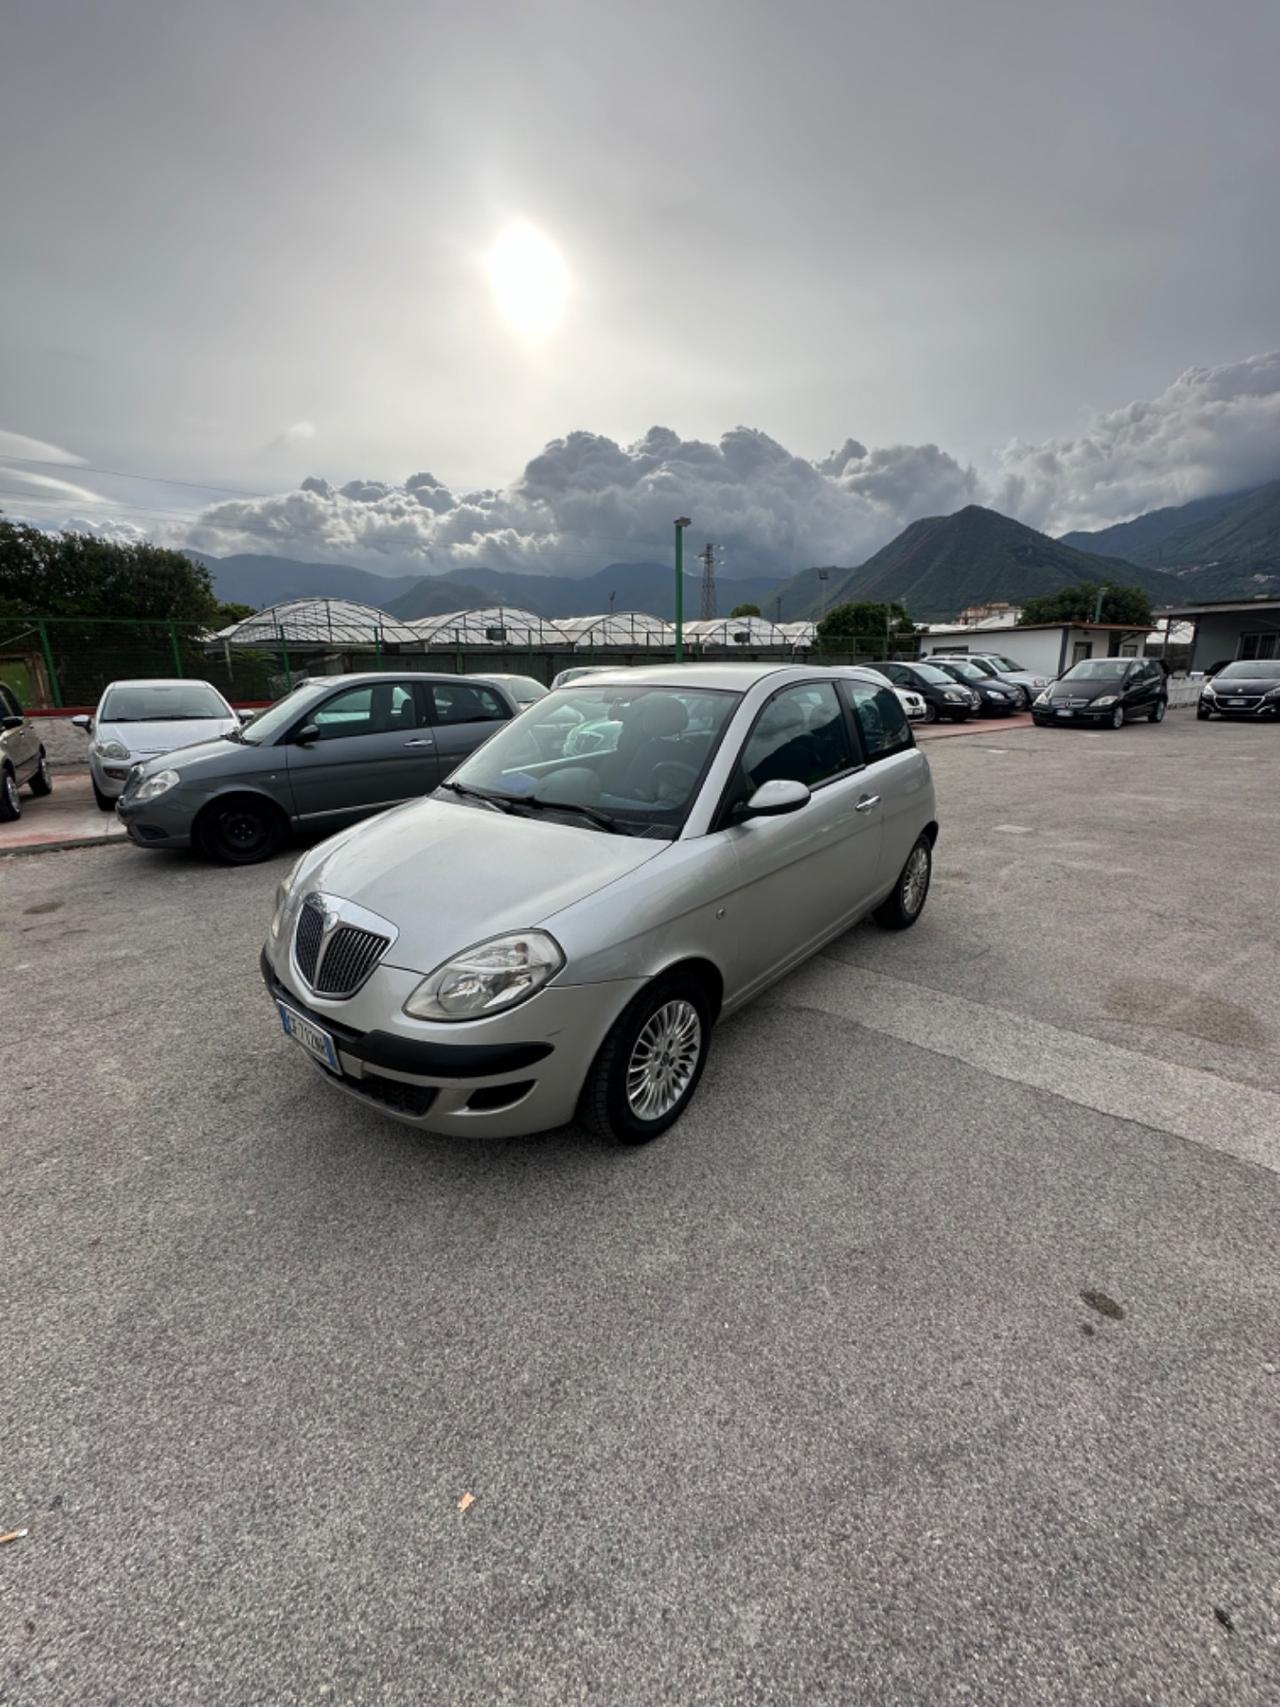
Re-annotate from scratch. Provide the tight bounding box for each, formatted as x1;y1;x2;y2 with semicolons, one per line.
555;662;885;692
101;677;221;691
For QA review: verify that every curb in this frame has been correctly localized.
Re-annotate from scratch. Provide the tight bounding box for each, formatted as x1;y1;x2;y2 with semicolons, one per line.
1;831;128;860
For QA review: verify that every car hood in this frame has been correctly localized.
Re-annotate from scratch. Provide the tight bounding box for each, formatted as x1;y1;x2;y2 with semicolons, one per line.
1211;675;1279;692
295;795;668;972
102;716;237;756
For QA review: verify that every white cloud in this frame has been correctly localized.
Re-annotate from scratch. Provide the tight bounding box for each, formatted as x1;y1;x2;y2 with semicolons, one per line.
996;350;1280;532
0;428;85;465
282;420;316;444
0;466;106;505
186;424;979;575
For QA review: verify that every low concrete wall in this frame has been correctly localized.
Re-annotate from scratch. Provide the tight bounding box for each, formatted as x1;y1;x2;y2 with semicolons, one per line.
33;716;91;768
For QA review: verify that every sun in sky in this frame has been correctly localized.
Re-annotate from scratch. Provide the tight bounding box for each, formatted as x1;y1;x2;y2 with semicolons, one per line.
484;221;572;339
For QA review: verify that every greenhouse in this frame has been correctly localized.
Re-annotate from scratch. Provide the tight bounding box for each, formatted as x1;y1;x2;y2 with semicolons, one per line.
778;621;817;647
406;608;570;647
556;612;674;648
216;598;420;647
684;616;792;648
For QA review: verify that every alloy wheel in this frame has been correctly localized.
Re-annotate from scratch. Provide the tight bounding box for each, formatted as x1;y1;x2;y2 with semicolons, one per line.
3;772;20;816
625;999;702;1121
902;842;930;916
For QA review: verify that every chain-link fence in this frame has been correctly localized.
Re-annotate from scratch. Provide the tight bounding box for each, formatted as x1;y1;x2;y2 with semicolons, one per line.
0;614;921;711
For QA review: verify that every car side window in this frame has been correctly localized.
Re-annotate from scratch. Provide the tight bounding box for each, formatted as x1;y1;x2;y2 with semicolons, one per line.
843;680;913;760
430;682;510;725
740;682;854;790
308;681;422;740
0;685;19;719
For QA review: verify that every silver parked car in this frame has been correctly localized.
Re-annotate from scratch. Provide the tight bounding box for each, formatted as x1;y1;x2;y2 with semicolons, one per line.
0;681;53;819
72;678;241;809
927;652;1048;708
261;663;938;1144
117;671;519;863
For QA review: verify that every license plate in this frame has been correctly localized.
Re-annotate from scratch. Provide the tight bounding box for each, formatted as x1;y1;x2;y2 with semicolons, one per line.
1228;698;1248;706
277;1000;339;1072
1056;708;1073;717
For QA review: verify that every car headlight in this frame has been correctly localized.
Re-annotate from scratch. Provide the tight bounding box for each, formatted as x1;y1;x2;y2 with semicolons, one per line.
268;855;307;940
93;739;131;761
1034;691;1050;705
403;930;564;1022
133;768;180;801
944;689;967;701
987;689;1009;700
1201;685;1216;697
1093;695;1119;707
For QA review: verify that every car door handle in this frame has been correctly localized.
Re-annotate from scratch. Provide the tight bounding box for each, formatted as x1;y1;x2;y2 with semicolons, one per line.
854;793;880;812
402;737;434;747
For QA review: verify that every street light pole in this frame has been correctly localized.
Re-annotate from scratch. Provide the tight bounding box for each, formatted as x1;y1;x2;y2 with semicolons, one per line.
674;517;691;662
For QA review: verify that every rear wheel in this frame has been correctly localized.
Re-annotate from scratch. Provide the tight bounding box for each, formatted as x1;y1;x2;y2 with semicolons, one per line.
28;750;53;796
579;974;712;1144
874;834;932;931
1149;698;1167;724
196;795;286;865
92;778;115;811
0;767;21;821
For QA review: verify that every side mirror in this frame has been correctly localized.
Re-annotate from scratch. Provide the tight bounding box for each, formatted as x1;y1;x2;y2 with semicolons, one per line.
295;723;321;745
238;710;257;726
71;714;93;732
740;778;811;820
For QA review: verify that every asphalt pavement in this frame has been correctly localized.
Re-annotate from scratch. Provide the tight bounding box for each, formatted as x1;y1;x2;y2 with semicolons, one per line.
2;711;1278;1705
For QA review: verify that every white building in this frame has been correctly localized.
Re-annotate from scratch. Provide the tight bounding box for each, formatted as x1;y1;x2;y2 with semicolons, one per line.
917;621;1157;678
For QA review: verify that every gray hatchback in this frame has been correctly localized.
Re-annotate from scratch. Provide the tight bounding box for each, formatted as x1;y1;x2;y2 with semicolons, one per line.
117;672;517;862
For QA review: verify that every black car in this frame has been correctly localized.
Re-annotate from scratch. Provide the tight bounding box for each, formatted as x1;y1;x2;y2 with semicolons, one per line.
926;659;1020;716
1032;657;1168;728
879;661;979;723
1197;658;1280;720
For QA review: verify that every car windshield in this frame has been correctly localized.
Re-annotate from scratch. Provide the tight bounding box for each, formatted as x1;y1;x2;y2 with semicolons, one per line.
1062;659;1130;681
446;683;740;837
912;664;960;685
100;683;229;722
238;681;316;744
988;657;1024;671
1215;659;1275;678
938;657;995;677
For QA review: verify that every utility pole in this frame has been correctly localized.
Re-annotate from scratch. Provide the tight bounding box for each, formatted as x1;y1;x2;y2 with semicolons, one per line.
774;595;782;622
817;569;830;621
698;542;717;621
673;517;691;663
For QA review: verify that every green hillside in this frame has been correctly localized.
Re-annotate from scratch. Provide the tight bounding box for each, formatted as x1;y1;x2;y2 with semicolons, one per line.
1063;479;1280;597
775;505;1183;621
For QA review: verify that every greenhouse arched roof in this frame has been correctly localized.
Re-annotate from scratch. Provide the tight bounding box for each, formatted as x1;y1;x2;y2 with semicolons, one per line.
556;611;673;647
406;607;570;646
217;598;420;646
684;616;791;647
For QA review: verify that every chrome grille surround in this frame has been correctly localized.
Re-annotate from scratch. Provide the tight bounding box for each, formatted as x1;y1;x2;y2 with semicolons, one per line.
291;892;397;1000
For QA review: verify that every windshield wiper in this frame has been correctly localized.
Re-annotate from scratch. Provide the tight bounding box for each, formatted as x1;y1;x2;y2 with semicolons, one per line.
510;796;626;835
436;779;519;813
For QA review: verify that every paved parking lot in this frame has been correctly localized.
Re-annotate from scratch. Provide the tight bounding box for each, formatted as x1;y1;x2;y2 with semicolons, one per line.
3;712;1278;1705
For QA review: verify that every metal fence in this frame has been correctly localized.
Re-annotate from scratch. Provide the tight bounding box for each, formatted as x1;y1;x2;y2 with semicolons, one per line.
0;614;920;711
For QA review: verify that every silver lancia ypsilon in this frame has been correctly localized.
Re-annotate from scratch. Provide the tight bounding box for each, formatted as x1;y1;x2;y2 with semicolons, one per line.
261;664;938;1144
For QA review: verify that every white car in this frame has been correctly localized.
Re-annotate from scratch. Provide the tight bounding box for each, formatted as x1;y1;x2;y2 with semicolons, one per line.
72;678;241;810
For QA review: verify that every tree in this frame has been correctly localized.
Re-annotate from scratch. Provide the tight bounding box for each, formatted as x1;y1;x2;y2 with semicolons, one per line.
728;602;762;618
0;516;224;624
816;600;914;658
1020;582;1153;627
213;600;256;628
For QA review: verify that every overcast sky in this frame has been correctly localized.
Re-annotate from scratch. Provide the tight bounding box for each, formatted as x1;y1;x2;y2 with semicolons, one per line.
3;0;1278;573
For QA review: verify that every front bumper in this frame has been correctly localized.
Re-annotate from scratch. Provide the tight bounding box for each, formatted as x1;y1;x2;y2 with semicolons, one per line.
1200;696;1279;717
261;947;644;1137
115;784;196;848
1033;705;1118;724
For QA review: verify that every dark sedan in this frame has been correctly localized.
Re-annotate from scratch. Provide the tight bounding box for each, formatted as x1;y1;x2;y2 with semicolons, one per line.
116;671;519;863
1032;657;1168;729
926;659;1020;716
1197;659;1280;720
879;661;979;723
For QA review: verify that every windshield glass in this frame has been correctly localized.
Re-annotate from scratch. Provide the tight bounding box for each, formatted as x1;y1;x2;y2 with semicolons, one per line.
936;660;985;681
447;683;740;837
1062;659;1130;681
239;681;315;744
1216;659;1276;678
100;683;229;722
912;664;961;685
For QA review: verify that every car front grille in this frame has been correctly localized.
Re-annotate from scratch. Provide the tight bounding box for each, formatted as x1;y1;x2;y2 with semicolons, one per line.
294;897;390;998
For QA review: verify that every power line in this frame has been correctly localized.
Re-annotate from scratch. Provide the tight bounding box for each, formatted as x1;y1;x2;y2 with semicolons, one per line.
0;455;270;498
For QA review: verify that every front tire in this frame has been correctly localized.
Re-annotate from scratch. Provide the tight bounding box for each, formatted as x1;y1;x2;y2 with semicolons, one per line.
1149;698;1167;723
1196;705;1211;721
874;834;932;931
92;778;115;811
1109;705;1125;729
196;795;287;865
579;974;712;1144
0;767;21;821
28;750;53;796
922;701;939;725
